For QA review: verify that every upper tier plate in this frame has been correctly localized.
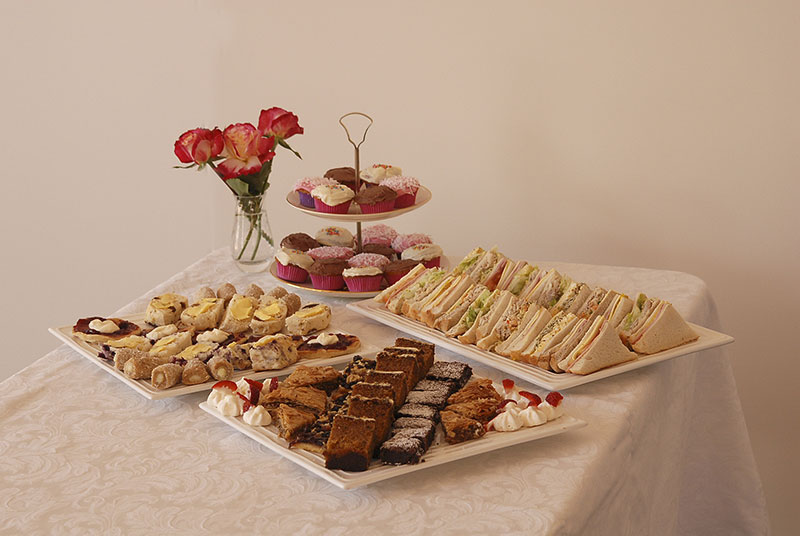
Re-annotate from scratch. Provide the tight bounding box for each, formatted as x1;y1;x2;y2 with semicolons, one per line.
286;185;432;222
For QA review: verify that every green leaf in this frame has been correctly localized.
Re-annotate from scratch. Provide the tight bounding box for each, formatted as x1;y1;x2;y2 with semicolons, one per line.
226;178;251;197
258;160;273;193
278;138;302;159
172;163;197;169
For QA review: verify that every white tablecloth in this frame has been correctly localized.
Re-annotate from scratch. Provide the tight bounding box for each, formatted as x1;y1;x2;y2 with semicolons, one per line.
0;249;768;535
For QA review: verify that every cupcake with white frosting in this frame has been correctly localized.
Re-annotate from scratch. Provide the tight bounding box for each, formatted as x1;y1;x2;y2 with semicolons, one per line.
311;184;355;214
401;243;443;269
275;248;314;283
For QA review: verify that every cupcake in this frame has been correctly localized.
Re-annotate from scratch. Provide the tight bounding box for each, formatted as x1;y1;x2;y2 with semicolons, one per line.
280;232;320;252
362;224;398;247
391;233;432;254
308;258;348;290
401;243;443;268
293;177;339;208
382;176;421;208
274;248;314;282
358;243;396;261
315;226;354;248
324;167;359;192
348;253;391;270
343;266;384;292
307;246;355;261
384;259;422;286
360;164;402;186
354;185;397;214
311;184;355;214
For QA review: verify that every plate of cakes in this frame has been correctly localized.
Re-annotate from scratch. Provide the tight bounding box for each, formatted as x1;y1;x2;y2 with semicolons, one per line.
287;164;431;221
49;282;372;400
271;224;445;298
200;337;586;489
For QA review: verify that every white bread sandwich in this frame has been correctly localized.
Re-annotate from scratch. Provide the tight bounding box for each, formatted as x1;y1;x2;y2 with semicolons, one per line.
433;284;486;332
446;288;493;337
450;247;486;276
374;264;427;303
462;290;515;345
495;305;551;357
387;269;446;314
405;274;456;321
457;289;503;343
550;282;592;315
603;294;634;328
516;311;578;367
619;294;698;354
563;316;637;374
546;317;594;372
476;298;529;350
420;274;474;327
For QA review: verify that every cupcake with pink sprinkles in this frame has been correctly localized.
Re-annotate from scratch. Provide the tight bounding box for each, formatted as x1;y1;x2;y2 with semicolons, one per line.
293;177;339;208
391;233;432;253
307;246;355;261
362;224;398;247
382;176;421;208
348;253;391;270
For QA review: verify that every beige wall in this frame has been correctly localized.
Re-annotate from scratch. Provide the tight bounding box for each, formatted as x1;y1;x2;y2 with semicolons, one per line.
1;0;797;532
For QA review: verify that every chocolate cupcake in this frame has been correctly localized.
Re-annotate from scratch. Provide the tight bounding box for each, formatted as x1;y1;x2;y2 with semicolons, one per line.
280;233;320;252
307;258;348;290
324;167;359;193
354;185;397;214
384;259;422;286
359;243;396;260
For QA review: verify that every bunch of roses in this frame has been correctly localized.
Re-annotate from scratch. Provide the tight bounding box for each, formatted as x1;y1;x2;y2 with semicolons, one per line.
174;107;303;180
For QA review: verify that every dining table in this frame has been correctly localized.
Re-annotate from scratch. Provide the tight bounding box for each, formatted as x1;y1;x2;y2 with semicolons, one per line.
0;248;769;535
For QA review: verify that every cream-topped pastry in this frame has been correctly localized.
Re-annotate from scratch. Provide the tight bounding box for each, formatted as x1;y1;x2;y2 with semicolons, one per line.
197;328;229;344
315;226;354;248
342;266;383;278
360;164;402;185
401;243;443;262
310;184;354;206
276;248;314;270
89;319;120;334
146;324;179;342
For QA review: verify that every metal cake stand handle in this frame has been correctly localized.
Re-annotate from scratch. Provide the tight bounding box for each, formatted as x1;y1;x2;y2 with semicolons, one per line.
338;112;374;250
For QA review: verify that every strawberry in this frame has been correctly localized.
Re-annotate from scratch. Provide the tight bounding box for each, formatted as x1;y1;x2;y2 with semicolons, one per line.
237;392;252;413
212;380;237;392
519;391;542;406
245;378;263;405
502;379;515;391
269;377;279;392
497;399;517;411
546;391;564;407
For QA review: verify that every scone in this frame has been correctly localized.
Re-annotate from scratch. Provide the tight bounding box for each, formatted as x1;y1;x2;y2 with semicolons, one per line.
144;293;188;326
250;298;288;336
72;317;142;344
285;304;332;336
249;334;299;371
180;297;225;331
218;294;257;334
104;335;152;353
149;330;193;358
175;342;218;362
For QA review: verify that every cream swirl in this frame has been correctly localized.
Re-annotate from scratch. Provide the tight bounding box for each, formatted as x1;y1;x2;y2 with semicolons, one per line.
311;184;354;205
243;405;272;426
276;248;314;270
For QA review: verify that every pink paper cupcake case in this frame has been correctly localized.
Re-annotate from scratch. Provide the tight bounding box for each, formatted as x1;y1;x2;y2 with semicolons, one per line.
422;257;441;269
276;261;309;283
309;274;345;290
314;199;352;214
358;199;397;214
344;275;384;292
394;192;417;208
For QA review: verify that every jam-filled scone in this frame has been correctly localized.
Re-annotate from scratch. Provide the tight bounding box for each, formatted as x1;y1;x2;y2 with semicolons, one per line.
249;334;299;371
73;317;142;344
144;293;188;326
180;297;225;331
219;294;257;334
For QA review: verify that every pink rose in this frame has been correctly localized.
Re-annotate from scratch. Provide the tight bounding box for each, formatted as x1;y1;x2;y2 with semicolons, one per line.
258;107;304;140
217;123;275;179
174;128;224;165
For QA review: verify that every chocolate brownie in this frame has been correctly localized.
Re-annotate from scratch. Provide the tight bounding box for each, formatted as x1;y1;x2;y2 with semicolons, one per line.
414;379;458;396
390;424;435;449
425;361;472;388
379;436;424;465
440;410;485;444
396;403;439;422
325;415;376;472
405;389;449;409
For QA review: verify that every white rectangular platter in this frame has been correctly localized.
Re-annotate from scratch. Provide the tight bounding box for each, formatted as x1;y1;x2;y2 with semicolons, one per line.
347;299;734;391
50;312;374;400
199;401;586;490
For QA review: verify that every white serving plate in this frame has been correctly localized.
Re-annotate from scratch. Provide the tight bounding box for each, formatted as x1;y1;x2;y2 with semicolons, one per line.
286;185;432;222
199;401;585;490
49;312;374;400
347;299;735;391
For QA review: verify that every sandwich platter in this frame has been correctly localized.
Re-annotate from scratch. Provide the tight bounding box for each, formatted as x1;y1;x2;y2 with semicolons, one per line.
49;312;374;400
347;299;734;391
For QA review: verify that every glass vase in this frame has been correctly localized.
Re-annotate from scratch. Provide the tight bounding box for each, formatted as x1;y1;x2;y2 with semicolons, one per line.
231;195;273;273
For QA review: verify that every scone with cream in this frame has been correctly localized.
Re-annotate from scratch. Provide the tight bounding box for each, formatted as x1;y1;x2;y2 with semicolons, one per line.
149;330;193;358
250;298;289;336
285;304;332;336
145;293;188;326
249;334;299;370
218;294;258;334
73;317;142;344
180;297;225;331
